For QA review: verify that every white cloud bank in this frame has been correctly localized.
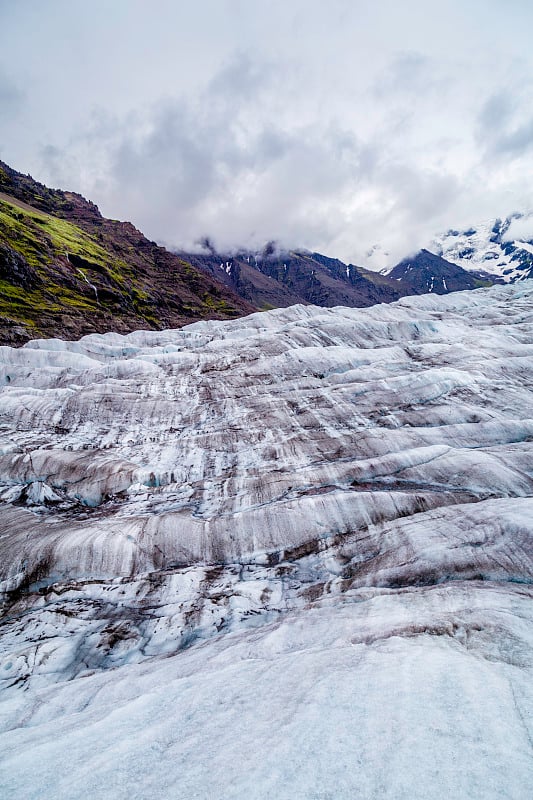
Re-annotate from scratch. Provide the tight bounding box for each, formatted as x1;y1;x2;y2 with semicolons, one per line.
503;214;533;243
1;0;533;266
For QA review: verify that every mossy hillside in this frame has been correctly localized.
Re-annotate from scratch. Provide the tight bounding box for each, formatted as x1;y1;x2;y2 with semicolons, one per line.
202;292;239;315
0;196;121;273
1;199;239;315
0;196;159;328
0;161;254;344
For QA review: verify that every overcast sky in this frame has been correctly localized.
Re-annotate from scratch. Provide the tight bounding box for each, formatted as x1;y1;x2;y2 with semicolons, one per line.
1;0;533;265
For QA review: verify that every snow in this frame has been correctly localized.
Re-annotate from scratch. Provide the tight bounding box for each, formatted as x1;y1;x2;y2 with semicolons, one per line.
1;282;532;798
362;212;533;282
516;241;533;256
430;215;533;283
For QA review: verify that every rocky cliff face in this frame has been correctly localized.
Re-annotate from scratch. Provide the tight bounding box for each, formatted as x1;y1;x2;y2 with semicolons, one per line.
0;283;532;798
0;161;254;345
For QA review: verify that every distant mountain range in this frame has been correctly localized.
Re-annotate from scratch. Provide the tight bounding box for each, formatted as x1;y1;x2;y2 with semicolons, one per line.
0;159;529;345
177;244;404;310
184;244;493;311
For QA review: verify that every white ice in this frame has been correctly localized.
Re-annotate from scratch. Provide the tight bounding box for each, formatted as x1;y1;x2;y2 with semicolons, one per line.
0;282;532;799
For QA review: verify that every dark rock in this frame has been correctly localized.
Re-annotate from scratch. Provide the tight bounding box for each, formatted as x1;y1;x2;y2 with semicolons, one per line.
388;249;493;294
0;242;41;288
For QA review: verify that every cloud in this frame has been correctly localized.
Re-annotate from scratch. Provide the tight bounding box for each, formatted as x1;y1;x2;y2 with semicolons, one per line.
91;90;463;265
373;51;439;98
3;0;531;268
502;214;533;242
477;89;533;158
36;58;529;266
494;120;533;157
206;51;277;104
100;96;370;254
0;69;24;123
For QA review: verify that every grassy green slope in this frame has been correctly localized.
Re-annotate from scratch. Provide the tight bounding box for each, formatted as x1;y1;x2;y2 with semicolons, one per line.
0;164;254;345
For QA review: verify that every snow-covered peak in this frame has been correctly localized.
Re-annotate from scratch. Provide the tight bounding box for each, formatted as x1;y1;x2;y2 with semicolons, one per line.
430;212;533;282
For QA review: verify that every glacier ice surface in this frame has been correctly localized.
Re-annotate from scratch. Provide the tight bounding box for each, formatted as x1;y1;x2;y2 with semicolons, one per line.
1;282;532;799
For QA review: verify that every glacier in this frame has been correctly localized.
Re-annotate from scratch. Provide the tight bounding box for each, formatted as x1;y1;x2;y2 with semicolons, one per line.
0;282;532;799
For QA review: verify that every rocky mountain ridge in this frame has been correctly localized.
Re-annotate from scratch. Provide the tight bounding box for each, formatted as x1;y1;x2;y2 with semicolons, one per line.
384;248;495;294
181;241;497;308
179;243;406;310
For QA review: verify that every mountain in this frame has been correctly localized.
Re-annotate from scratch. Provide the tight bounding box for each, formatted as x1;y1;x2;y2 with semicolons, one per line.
0;161;254;345
385;248;495;294
431;214;533;282
0;161;505;347
178;243;493;310
1;282;532;798
0;160;510;349
179;244;404;309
